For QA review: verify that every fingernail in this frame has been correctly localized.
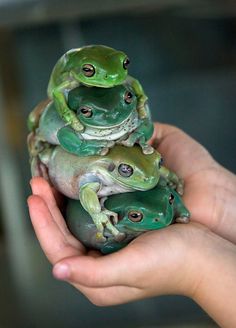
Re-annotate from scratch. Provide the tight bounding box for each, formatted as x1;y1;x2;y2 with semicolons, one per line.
53;263;70;280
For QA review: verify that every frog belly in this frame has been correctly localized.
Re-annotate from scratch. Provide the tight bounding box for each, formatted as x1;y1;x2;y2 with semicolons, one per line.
81;110;139;141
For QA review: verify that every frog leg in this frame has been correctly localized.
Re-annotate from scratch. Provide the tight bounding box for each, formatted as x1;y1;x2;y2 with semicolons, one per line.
79;182;125;242
57;126;115;156
159;166;184;195
52;81;84;132
119;119;154;154
128;76;148;119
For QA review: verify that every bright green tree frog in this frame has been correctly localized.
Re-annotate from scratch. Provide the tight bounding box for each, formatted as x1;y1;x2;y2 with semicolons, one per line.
28;83;153;157
38;144;183;241
47;45;148;132
65;180;190;254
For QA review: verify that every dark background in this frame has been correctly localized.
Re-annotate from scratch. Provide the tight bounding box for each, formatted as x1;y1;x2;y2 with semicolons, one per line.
0;1;235;327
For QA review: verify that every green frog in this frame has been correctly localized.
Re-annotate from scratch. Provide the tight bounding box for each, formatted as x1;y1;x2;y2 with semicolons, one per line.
47;45;148;132
65;180;190;254
28;83;153;158
39;145;183;241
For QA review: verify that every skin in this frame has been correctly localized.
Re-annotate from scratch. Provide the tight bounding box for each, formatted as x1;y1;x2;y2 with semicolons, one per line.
65;182;190;253
28;123;236;327
28;84;153;158
47;45;148;132
38;144;182;240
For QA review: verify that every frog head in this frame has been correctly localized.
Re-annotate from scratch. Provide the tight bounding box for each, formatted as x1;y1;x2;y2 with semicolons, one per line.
105;184;177;232
67;45;129;87
68;84;137;127
94;145;162;191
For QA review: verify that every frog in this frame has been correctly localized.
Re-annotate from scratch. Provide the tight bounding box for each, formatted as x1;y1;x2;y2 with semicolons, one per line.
38;144;184;241
27;83;153;159
47;44;148;132
65;180;190;254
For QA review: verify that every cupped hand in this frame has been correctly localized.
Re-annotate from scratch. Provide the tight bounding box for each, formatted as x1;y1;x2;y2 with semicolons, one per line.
28;176;213;306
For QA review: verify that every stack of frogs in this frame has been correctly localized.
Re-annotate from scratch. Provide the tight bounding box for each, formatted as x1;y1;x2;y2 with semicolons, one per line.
27;45;190;254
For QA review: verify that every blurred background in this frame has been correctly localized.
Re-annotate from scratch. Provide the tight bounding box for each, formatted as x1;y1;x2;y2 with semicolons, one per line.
0;0;236;327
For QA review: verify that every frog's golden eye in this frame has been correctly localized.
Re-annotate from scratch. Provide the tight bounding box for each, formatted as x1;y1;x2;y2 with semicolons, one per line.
79;106;93;118
169;193;175;205
128;210;143;222
118;163;133;177
123;57;130;70
124;91;133;104
82;64;95;77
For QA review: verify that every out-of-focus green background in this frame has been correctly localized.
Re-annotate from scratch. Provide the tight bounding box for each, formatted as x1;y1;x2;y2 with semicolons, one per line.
0;1;235;327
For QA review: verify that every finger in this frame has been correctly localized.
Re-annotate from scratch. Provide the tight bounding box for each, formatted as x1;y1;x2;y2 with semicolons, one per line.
28;195;84;264
30;177;70;236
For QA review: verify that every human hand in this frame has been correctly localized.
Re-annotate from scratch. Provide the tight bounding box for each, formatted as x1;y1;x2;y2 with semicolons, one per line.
28;176;213;306
150;122;236;243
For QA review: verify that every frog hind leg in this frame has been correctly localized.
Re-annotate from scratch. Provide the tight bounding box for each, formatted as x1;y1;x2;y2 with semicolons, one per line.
79;182;125;242
57;126;113;156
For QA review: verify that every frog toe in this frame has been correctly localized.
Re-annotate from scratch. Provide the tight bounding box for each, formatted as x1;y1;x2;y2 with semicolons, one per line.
141;144;154;155
114;232;126;242
175;216;190;224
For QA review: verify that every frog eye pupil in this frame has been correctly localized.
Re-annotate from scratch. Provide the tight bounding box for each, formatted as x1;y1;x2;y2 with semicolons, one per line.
124;91;133;104
123;57;130;70
128;211;143;222
80;106;93;117
82;64;95;77
169;193;175;205
118;163;133;177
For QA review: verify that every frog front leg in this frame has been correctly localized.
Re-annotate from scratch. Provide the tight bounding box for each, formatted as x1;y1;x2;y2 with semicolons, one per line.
159;166;184;195
127;76;148;119
52;80;84;132
118;117;154;154
79;182;125;242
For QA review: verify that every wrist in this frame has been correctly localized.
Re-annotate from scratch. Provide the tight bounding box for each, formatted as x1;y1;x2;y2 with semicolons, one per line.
185;228;236;327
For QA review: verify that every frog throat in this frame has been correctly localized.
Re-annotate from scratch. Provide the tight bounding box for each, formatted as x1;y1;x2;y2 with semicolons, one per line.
80;110;139;140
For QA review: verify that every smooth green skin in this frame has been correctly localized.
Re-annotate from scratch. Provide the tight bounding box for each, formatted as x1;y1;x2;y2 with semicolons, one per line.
47;45;148;132
65;181;190;254
39;144;183;240
28;84;153;157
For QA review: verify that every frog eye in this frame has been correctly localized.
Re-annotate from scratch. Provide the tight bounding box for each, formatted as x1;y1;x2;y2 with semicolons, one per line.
79;106;93;118
128;210;143;222
124;91;133;104
82;64;95;77
169;193;175;205
123;57;130;70
118;163;133;177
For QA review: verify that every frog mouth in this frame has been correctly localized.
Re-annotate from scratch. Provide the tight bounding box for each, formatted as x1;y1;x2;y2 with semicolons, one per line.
83;110;136;129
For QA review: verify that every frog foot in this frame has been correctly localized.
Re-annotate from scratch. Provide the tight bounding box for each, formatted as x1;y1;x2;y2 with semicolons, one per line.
176;178;184;196
93;211;124;242
175;216;190;224
141;144;154;155
27;132;45;157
